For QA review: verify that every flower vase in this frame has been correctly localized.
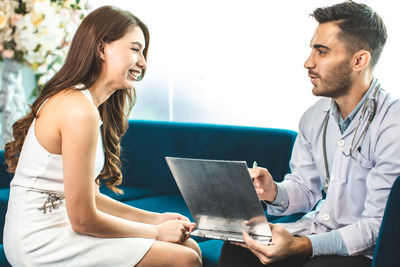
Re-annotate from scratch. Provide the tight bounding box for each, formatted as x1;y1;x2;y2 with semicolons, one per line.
0;58;28;145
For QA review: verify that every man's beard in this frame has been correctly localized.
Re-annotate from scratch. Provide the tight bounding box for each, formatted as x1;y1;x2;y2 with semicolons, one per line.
311;60;353;99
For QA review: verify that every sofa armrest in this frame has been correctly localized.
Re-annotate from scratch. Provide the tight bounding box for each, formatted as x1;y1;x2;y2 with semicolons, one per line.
372;176;400;267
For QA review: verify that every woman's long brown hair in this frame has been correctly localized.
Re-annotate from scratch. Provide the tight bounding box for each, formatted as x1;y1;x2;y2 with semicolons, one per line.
4;6;150;193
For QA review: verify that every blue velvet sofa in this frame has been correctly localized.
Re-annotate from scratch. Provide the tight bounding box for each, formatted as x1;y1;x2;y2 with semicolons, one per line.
372;175;400;267
100;119;300;267
0;120;397;266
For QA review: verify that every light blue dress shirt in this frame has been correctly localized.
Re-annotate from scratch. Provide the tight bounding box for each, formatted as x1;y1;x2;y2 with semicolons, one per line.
334;78;377;134
267;78;400;259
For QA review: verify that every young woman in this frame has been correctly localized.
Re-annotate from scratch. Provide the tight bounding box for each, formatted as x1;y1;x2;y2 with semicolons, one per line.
3;6;201;267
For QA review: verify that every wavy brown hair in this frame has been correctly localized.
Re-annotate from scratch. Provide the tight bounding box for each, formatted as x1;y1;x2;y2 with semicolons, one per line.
4;6;150;193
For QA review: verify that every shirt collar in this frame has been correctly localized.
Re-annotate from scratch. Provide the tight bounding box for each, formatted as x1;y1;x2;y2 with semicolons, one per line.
331;77;378;134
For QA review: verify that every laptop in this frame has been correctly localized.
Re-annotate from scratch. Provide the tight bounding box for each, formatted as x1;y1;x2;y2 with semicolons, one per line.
165;157;303;244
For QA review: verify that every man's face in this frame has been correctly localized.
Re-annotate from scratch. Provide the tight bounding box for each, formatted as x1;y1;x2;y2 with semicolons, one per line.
304;22;354;98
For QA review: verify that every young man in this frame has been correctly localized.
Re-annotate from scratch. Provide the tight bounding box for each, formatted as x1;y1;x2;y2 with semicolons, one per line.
219;1;400;267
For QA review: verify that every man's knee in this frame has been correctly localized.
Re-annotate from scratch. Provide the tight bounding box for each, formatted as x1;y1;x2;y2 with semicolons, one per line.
219;241;257;267
303;255;372;267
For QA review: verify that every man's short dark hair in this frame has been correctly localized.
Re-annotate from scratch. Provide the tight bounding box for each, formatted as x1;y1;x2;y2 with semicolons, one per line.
312;1;387;68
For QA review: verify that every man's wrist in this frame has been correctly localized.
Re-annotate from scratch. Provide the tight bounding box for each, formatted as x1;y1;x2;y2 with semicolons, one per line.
291;236;313;258
265;182;278;203
264;183;289;211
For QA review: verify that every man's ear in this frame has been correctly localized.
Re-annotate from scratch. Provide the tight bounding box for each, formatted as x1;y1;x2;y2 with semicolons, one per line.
98;40;105;61
352;50;371;72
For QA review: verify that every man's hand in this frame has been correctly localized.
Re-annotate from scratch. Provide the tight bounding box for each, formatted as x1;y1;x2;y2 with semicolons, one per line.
249;166;278;202
236;223;312;265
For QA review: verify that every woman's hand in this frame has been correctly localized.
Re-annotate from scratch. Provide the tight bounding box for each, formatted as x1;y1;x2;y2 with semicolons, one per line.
154;220;196;243
151;212;192;225
157;212;191;223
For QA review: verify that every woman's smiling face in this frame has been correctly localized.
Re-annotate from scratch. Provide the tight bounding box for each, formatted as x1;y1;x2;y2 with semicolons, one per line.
100;26;147;90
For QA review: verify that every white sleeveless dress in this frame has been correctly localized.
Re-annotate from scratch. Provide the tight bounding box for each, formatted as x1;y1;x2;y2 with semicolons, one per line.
3;89;154;266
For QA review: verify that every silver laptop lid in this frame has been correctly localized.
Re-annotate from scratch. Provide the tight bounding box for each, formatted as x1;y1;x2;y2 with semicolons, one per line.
165;157;272;237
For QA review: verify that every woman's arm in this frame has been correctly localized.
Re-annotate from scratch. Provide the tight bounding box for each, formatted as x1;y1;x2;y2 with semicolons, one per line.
60;93;193;242
95;190;192;225
95;190;162;224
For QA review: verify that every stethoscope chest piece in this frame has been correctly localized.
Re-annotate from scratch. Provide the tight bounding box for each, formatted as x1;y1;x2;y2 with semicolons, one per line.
323;179;329;193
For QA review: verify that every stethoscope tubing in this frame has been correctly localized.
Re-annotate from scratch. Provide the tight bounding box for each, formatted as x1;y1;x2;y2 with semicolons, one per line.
322;83;380;192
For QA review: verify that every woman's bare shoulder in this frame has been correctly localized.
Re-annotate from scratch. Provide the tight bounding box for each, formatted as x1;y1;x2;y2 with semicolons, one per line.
50;89;99;123
34;89;100;155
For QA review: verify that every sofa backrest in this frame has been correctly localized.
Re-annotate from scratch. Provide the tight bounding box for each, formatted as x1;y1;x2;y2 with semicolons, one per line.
0;151;12;188
120;120;298;194
0;151;13;244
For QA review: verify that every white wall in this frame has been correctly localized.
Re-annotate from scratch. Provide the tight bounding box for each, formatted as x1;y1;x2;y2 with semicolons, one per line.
1;0;399;140
89;0;399;131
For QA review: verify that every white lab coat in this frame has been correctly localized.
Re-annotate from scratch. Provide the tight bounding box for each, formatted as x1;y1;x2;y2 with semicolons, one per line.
268;86;400;258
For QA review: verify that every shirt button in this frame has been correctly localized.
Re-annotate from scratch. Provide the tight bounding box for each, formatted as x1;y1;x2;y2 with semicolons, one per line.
280;201;285;206
339;147;344;152
323;213;330;221
337;139;345;146
331;174;335;181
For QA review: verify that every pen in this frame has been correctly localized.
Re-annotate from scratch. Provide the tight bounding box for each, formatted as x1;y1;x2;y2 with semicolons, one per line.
251;161;258;182
252;161;258;170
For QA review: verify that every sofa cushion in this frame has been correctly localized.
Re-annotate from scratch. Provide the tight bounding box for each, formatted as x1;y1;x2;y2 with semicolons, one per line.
268;212;305;224
199;240;224;267
0;244;10;267
100;185;160;201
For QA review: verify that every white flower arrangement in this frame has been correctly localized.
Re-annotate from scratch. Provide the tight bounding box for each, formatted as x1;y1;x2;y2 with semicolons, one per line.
0;0;89;97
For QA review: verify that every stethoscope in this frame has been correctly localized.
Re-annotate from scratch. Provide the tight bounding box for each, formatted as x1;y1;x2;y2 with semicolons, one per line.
322;82;380;193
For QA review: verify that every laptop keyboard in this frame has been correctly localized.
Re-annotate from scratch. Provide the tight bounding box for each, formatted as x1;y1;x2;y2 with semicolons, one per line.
193;229;272;244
